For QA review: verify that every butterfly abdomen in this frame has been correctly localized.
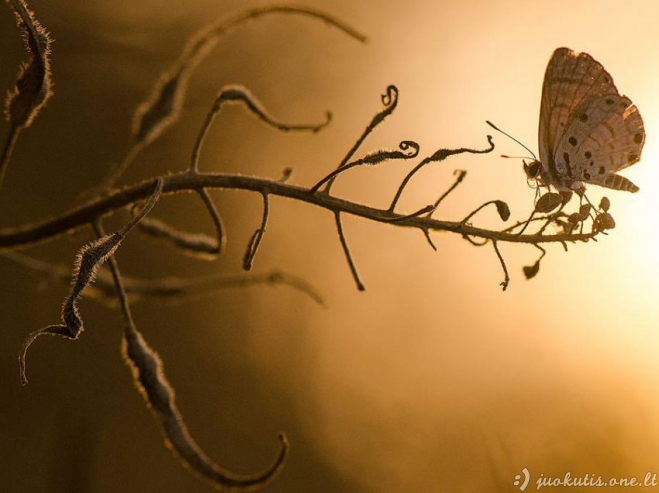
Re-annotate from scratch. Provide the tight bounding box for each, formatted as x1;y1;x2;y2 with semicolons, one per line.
603;174;639;193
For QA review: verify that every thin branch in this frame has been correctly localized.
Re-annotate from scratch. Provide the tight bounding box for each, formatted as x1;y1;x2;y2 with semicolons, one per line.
334;211;364;291
533;243;547;261
381;204;435;223
317;85;399;195
95;5;365;192
311;139;418;193
492;240;509;291
0;171;605;249
1;250;325;306
243;192;270;270
136;188;226;257
0;127;20;192
137;215;219;257
139;80;331;256
427;169;467;216
143;5;365;151
462;235;488;247
190;85;331;173
196;187;226;253
502;216;550;234
460;200;510;225
114;270;325;307
388;135;495;212
421;228;437;251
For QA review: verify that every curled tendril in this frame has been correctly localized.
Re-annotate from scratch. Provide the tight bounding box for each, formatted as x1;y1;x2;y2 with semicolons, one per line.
388;135;495;212
348;140;420;166
311;140;420;192
317;85;400;194
378;85;399;118
397;140;418;152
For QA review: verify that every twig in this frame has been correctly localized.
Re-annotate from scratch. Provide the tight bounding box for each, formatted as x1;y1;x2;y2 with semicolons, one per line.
243;192;270;270
136;188;226;257
381;205;435;222
0;171;605;249
492;240;509;291
316;85;399;195
311;139;418;193
421;228;437;251
190;85;331;173
1;250;325;306
388;135;495;212
0;127;20;192
196;188;226;253
98;5;366;191
334;211;364;290
426;169;467;217
460;200;510;225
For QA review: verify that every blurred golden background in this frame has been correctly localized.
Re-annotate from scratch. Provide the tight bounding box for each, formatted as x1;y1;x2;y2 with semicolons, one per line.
2;0;659;491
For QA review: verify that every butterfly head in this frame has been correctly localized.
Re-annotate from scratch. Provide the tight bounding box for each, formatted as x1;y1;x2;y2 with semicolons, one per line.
523;160;542;181
523;159;548;191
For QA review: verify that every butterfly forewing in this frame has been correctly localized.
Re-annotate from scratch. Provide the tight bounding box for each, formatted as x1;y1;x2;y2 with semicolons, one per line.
537;47;643;192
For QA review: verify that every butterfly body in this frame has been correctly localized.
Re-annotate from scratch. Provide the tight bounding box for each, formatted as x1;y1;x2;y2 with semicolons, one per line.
532;47;644;193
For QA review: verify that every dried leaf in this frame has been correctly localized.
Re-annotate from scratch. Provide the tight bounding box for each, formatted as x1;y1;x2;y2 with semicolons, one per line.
593;212;616;233
534;192;563;213
123;324;288;490
599;196;611;212
131;69;185;147
131;6;366;150
559;190;573;205
494;200;511;221
138;215;219;258
19;179;163;384
4;0;53;130
523;261;540;280
577;204;591;221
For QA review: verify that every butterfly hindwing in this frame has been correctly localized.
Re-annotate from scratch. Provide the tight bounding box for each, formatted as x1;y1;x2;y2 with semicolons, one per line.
554;94;644;192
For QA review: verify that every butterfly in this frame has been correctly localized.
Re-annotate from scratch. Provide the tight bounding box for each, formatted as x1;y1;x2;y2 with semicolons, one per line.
525;47;645;194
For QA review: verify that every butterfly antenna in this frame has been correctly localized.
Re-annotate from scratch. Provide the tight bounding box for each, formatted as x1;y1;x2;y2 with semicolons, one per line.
486;121;537;161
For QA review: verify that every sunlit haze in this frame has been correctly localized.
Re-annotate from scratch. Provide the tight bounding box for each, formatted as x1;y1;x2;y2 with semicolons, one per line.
2;1;659;491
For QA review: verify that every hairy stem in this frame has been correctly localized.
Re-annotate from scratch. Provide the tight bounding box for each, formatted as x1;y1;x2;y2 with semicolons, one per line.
0;171;601;249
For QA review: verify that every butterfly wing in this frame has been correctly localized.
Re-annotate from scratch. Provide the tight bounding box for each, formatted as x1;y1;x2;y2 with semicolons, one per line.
554;94;644;192
538;47;620;190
